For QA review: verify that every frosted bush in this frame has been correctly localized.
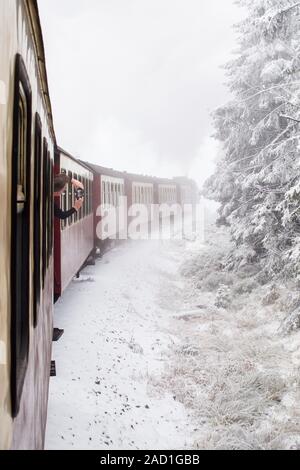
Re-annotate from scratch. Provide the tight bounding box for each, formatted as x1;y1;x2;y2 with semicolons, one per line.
215;284;231;309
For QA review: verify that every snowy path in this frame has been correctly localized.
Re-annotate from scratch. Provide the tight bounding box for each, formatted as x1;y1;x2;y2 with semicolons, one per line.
45;239;195;450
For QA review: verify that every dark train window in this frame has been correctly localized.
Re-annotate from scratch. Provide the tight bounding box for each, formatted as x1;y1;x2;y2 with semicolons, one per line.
42;139;48;284
10;54;32;417
49;158;54;256
102;181;105;205
33;114;42;327
89;179;92;213
68;171;73;226
117;184;120;207
60;167;67;229
73;173;78;222
106;182;109;205
46;152;53;266
78;175;82;219
86;178;89;215
83;177;86;218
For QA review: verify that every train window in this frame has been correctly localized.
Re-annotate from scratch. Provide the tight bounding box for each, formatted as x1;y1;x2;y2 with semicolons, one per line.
73;173;78;222
116;184;119;207
106;181;109;205
79;176;83;219
68;171;73;226
60;168;67;229
86;178;89;216
108;182;111;205
82;176;85;218
82;177;86;216
102;180;105;206
104;182;107;205
115;184;118;206
89;179;92;213
49;157;54;258
33;114;42;327
46;152;53;267
106;181;109;206
80;176;83;219
89;178;91;213
112;183;115;207
77;175;81;220
42;139;48;285
11;55;32;417
86;178;89;215
104;181;107;205
83;177;87;217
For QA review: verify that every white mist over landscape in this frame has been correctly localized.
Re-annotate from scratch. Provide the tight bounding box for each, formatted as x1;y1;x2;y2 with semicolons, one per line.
39;0;244;187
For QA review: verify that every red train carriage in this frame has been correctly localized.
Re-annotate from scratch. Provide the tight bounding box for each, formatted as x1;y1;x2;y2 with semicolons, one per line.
54;148;94;300
1;0;55;449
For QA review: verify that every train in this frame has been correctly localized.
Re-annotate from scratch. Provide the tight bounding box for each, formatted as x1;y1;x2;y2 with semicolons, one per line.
0;0;198;450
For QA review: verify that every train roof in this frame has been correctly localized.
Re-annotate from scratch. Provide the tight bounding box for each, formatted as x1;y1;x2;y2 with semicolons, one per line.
58;148;94;173
82;161;128;180
173;176;198;188
26;0;56;143
82;161;180;185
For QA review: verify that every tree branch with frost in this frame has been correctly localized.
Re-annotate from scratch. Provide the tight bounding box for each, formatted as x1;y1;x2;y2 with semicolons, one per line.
237;80;300;105
278;1;300;15
280;114;300;124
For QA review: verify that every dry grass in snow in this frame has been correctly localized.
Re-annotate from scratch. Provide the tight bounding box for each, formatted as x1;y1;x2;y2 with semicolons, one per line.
151;222;300;450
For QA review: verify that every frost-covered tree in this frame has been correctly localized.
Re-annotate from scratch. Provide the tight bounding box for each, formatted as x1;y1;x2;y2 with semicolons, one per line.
205;0;300;279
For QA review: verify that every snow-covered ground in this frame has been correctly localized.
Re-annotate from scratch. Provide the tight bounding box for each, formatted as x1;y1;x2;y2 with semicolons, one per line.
46;213;300;450
45;235;199;450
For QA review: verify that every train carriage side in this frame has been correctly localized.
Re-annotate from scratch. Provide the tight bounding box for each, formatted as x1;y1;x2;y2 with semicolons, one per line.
54;149;94;299
83;163;127;251
0;0;55;450
125;173;157;235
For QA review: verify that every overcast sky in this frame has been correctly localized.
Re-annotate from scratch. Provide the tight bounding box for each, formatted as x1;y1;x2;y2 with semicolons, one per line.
39;0;244;186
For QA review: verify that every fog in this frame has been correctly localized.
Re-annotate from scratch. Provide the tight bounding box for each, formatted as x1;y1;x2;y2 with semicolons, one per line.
39;0;244;186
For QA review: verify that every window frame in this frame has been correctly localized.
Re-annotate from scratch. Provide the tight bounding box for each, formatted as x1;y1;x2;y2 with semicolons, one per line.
10;54;32;418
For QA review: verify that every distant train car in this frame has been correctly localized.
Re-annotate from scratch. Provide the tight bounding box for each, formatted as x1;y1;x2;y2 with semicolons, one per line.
157;180;178;205
0;0;55;450
125;172;158;237
54;148;94;300
173;176;199;205
83;163;127;249
124;173;156;207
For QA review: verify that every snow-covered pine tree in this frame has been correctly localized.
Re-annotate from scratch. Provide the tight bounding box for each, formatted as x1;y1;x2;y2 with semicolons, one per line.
205;0;300;279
